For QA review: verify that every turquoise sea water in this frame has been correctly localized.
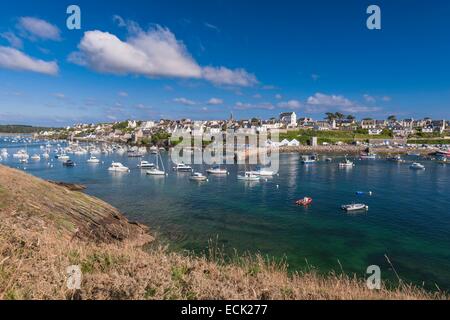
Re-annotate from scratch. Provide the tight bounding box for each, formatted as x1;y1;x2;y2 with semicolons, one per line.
2;139;450;291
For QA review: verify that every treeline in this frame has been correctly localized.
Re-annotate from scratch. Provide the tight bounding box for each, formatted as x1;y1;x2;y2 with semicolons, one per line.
0;125;61;134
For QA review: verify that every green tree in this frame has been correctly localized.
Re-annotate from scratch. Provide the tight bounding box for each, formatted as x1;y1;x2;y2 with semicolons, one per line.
387;115;397;122
325;112;337;121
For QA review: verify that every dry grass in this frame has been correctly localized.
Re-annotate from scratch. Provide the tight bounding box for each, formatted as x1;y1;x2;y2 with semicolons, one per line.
0;165;447;300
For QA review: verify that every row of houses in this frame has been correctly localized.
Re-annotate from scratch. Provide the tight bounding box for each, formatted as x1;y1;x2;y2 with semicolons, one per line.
39;112;449;143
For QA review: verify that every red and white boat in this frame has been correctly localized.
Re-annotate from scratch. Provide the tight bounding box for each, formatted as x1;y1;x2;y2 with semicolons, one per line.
296;197;313;206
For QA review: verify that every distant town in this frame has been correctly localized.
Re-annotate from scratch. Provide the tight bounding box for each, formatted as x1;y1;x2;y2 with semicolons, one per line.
28;112;449;148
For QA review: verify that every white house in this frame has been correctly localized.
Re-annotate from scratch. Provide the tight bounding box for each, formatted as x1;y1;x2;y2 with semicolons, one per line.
279;139;290;146
279;112;297;128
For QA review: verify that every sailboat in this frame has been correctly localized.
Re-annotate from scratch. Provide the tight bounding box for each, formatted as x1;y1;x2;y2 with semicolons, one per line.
147;152;166;176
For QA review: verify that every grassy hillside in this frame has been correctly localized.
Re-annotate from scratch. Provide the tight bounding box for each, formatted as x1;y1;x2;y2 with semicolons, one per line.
0;165;445;300
0;125;61;134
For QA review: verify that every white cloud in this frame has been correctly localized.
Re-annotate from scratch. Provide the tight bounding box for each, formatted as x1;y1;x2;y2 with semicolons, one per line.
207;98;223;105
234;102;275;110
18;17;61;41
382;96;392;102
202;66;258;87
70;22;257;87
0;32;23;48
275;94;282;100
363;94;376;103
253;94;262;99
204;22;220;32
174;97;196;105
277;100;301;109
53;93;65;99
307;93;354;107
118;91;129;97
69;29;202;78
306;92;380;113
0;46;58;75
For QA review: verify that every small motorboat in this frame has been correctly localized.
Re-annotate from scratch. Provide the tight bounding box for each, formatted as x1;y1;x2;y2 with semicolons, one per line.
137;160;155;169
387;155;404;163
108;162;130;172
360;153;376;160
173;163;193;172
296;197;313;206
301;155;317;164
207;165;228;175
237;172;260;181
30;154;41;161
341;203;368;211
63;160;75;167
410;162;425;170
87;156;100;163
250;166;275;176
356;191;373;196
57;154;70;161
339;159;354;167
189;172;208;181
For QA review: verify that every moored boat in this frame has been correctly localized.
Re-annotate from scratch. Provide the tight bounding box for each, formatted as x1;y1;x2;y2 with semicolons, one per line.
237;172;260;181
189;172;208;181
296;197;313;206
87;156;100;163
206;165;228;175
173;163;193;172
410;162;425;170
341;203;368;211
108;162;130;172
137;160;155;169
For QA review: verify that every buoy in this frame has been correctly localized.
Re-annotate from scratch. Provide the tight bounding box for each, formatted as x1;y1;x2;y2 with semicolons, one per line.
276;184;279;189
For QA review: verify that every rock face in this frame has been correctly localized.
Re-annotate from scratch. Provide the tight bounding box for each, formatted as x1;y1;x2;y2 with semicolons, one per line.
0;165;150;243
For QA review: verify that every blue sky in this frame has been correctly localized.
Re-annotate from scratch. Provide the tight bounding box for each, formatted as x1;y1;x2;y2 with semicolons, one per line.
0;0;449;126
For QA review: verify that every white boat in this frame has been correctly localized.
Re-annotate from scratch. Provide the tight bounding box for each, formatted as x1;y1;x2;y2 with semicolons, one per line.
42;152;50;159
341;203;369;211
237;172;260;181
387;155;404;163
301;155;317;164
189;172;208;181
360;153;377;160
173;163;193;172
146;152;166;176
250;167;275;176
137;160;155;169
108;162;130;172
57;154;70;161
87;156;100;163
13;149;29;159
207;165;228;175
30;154;41;161
1;148;8;157
19;158;28;164
410;162;425;170
339;159;354;167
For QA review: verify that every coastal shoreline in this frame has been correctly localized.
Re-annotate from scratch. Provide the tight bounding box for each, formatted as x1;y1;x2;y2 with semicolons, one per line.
0;164;445;300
